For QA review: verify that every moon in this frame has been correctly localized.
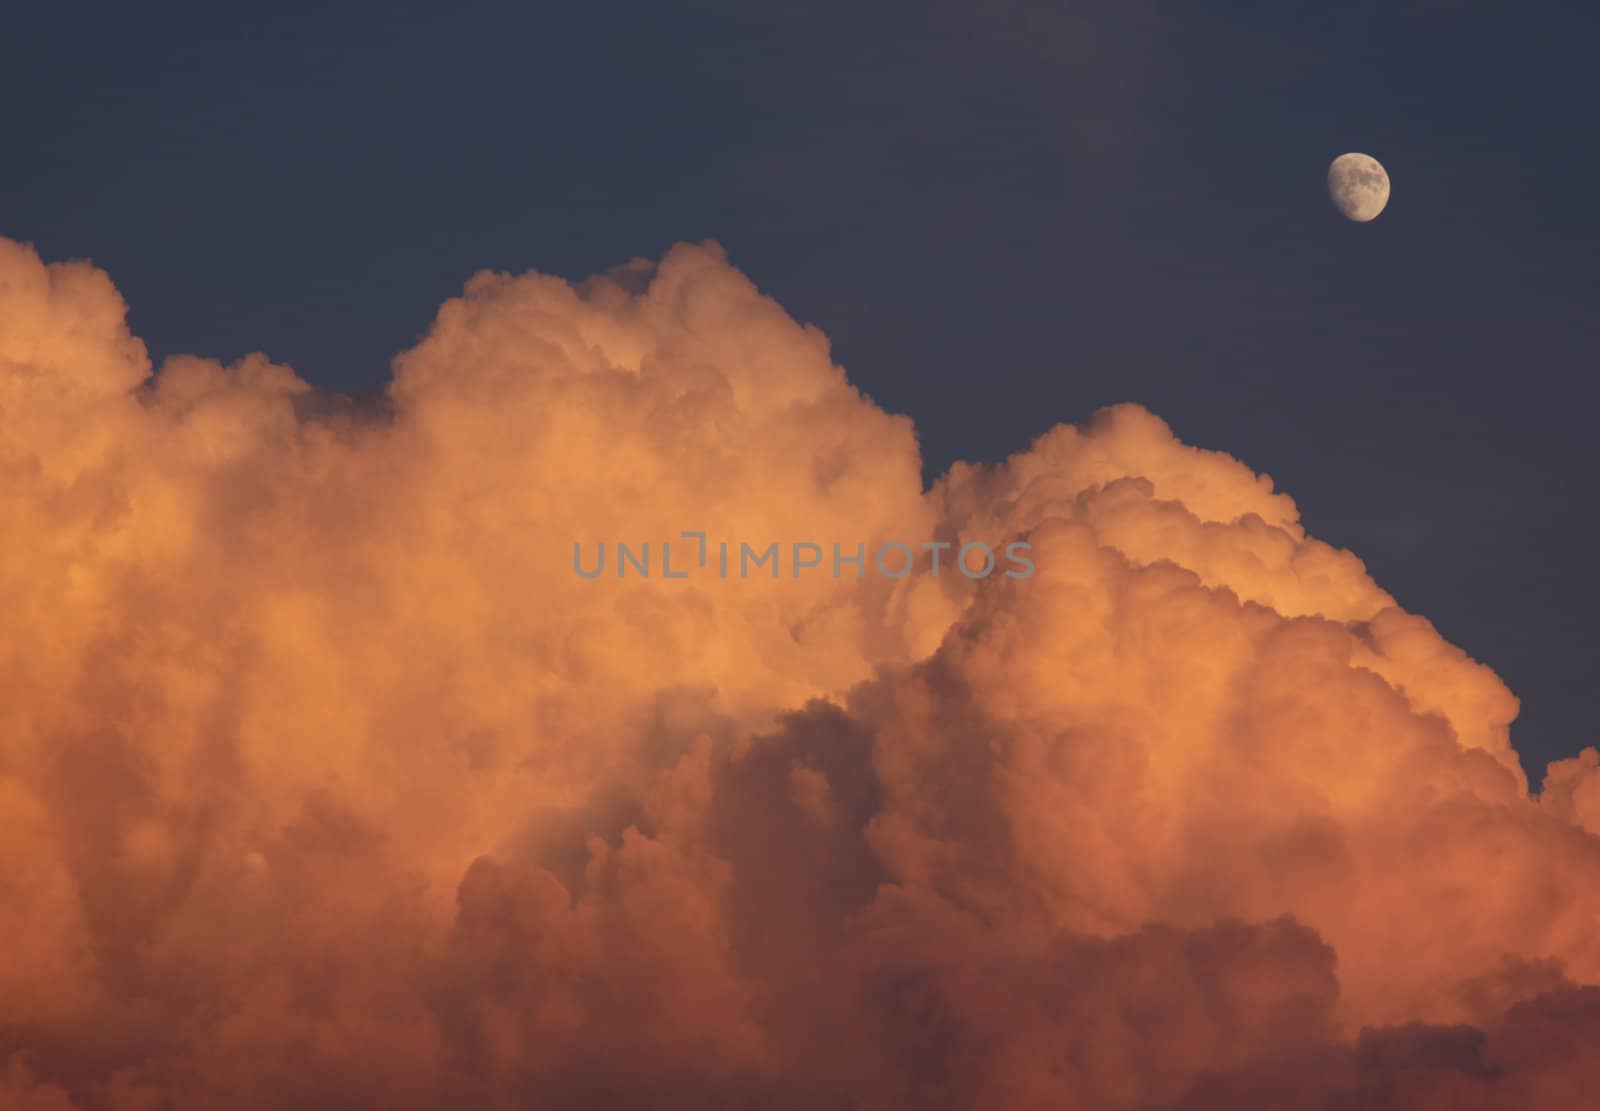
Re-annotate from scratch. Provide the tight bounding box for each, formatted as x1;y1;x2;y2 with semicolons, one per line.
1327;153;1390;222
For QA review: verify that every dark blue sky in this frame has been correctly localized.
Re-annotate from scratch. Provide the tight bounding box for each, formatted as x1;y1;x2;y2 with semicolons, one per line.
4;1;1596;775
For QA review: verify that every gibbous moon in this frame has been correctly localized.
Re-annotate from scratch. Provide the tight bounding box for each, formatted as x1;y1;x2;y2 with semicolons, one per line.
1328;152;1390;222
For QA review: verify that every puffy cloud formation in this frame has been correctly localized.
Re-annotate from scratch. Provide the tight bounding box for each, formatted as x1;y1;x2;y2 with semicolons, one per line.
0;234;1597;1109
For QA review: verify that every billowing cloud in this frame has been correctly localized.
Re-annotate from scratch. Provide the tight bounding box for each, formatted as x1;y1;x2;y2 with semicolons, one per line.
0;235;1595;1109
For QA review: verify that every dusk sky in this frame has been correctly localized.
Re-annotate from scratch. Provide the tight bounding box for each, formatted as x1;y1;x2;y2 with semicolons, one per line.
3;4;1599;1108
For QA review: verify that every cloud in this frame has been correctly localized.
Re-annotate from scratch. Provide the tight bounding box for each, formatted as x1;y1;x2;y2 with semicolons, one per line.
1541;746;1600;835
1;235;1596;1108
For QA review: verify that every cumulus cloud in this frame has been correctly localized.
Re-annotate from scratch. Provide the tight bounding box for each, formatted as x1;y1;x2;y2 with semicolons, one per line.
0;235;1596;1109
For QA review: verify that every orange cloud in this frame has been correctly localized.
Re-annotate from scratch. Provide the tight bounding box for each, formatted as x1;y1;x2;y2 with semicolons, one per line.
0;236;1595;1109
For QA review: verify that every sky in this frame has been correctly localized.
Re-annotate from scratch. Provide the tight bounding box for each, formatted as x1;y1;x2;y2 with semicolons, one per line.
7;4;1600;1107
5;2;1596;772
